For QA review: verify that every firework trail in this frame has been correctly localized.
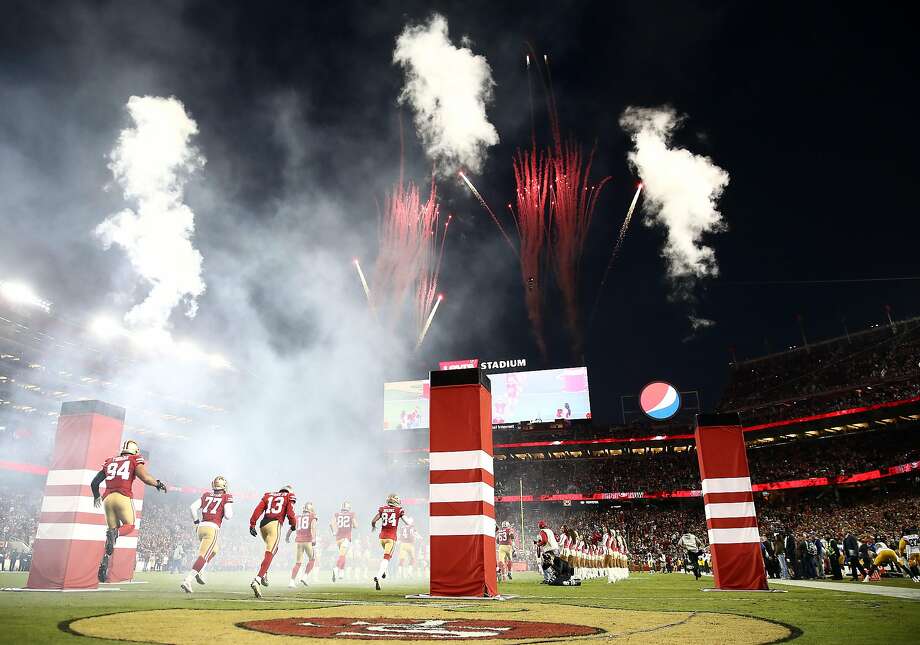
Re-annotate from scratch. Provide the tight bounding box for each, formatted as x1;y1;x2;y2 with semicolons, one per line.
458;171;518;256
416;293;444;349
510;144;552;358
415;209;452;341
353;258;374;309
587;182;643;330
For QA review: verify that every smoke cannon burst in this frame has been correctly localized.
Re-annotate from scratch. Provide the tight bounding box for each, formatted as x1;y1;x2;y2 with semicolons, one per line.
619;106;729;302
96;95;206;332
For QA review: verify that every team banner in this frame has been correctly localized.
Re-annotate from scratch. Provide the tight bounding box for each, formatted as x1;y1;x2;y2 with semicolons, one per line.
694;413;768;591
428;368;498;597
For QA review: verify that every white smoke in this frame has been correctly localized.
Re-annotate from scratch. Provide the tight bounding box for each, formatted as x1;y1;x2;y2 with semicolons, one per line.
96;95;206;330
619;106;729;285
393;14;498;176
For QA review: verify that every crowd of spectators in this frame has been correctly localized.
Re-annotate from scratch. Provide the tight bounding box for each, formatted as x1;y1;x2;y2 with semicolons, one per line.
494;428;920;496
496;479;920;572
720;318;920;422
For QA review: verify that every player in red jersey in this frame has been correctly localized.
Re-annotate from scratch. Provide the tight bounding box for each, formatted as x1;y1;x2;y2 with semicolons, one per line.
370;493;410;590
181;475;233;593
286;501;317;587
496;521;516;581
330;501;357;582
90;440;167;583
248;484;296;598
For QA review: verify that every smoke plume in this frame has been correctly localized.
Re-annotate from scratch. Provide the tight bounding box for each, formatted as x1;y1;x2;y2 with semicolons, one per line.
619;106;729;290
96;95;206;330
393;14;499;176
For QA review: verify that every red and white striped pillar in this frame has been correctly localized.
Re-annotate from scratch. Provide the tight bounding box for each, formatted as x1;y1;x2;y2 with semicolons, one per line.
428;368;498;597
694;413;768;590
26;400;127;589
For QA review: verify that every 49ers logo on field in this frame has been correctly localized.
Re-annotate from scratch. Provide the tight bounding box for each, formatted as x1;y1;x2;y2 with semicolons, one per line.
240;616;603;640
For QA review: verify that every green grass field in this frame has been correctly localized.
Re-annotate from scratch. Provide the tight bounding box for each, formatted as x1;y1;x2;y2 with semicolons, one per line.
0;571;917;644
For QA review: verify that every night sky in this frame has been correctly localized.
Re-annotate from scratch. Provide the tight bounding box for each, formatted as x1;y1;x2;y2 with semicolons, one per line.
1;1;916;425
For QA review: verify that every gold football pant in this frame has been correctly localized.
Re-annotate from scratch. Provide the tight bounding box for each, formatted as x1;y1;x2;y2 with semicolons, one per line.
260;519;281;555
197;525;219;559
295;542;314;563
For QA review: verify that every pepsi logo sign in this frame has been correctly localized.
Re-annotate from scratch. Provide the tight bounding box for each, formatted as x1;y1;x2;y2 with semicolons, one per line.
639;381;681;420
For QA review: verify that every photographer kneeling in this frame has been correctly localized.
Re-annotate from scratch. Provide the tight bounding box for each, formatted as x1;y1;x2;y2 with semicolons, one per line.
542;552;581;586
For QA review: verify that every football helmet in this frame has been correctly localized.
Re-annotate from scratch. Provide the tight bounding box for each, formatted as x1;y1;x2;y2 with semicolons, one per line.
386;493;401;507
342;501;352;511
121;440;139;455
502;521;510;529
280;484;294;493
304;502;314;514
212;475;227;491
538;520;547;529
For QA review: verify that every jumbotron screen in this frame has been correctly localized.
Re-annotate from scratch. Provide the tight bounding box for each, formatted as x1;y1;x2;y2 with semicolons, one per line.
383;366;591;429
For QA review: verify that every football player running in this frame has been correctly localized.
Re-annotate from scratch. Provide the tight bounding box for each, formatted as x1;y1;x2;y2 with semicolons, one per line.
496;521;516;580
181;476;233;593
248;484;297;597
90;440;167;583
286;501;317;587
330;501;357;582
370;493;411;590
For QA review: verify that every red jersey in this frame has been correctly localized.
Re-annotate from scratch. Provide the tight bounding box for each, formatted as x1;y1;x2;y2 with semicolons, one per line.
496;527;515;546
295;512;317;542
101;453;145;498
398;523;416;544
250;491;296;529
197;491;233;527
376;505;405;540
333;510;357;540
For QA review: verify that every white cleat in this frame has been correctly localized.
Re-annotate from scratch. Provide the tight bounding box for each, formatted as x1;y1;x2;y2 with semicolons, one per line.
195;573;206;585
180;581;193;594
300;578;309;587
251;577;263;598
288;580;297;589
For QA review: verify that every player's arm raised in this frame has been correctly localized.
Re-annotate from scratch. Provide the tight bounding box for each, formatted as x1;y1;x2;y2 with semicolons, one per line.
135;462;167;492
249;495;267;537
189;497;202;524
90;469;106;508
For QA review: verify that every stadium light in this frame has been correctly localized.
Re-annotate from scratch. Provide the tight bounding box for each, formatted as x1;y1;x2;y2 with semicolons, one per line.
88;315;234;370
90;315;126;339
0;280;52;312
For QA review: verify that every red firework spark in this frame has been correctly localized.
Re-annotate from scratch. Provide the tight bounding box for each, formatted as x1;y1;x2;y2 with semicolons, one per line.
536;47;612;356
372;178;447;339
510;143;551;358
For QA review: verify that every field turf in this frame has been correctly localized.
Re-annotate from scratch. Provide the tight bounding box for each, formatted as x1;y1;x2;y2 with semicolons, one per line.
0;571;917;643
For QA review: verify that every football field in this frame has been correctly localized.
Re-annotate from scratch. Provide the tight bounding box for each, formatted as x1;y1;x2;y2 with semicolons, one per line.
0;571;917;644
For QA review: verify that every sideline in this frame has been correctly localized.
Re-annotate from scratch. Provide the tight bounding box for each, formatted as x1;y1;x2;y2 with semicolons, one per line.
770;578;920;600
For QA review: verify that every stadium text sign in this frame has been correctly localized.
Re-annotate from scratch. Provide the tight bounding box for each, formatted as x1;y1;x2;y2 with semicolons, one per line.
480;358;526;371
438;358;527;371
